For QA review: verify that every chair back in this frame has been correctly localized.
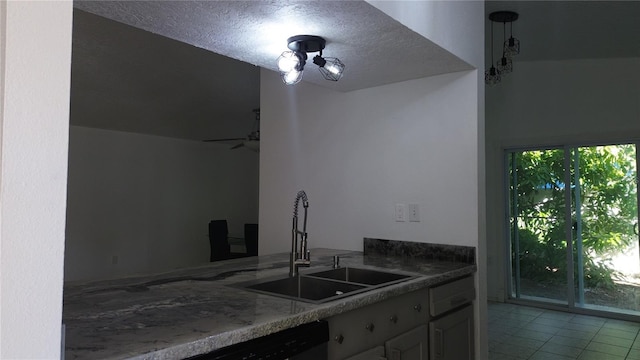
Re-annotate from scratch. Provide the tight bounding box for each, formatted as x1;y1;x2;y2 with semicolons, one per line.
209;220;230;261
244;223;258;256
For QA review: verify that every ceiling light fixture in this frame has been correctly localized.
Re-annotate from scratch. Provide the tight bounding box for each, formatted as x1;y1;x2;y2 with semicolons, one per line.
485;16;501;85
276;35;345;85
504;15;521;57
486;11;520;85
497;22;513;75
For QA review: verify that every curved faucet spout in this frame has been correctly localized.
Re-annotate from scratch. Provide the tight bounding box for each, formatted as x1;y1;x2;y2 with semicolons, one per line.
293;190;309;217
291;190;310;277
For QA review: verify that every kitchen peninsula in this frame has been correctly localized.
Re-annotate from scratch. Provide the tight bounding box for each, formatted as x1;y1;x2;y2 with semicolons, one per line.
63;239;476;359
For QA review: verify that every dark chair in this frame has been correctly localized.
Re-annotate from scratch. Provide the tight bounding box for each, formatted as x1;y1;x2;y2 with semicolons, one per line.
209;220;258;261
209;220;231;261
244;223;258;256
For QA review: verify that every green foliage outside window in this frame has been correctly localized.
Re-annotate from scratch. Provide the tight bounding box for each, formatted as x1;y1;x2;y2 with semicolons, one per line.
510;145;638;289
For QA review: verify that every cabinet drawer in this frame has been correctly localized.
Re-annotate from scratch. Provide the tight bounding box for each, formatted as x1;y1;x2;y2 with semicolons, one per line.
344;346;386;360
327;288;428;359
429;276;475;317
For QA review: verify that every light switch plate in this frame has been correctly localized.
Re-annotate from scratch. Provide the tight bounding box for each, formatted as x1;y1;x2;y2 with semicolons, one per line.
408;203;420;222
395;204;406;222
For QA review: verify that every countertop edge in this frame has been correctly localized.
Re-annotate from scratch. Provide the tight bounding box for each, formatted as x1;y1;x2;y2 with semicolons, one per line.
125;264;477;360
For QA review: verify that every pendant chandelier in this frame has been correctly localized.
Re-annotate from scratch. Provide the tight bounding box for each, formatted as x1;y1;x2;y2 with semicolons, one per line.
486;11;520;86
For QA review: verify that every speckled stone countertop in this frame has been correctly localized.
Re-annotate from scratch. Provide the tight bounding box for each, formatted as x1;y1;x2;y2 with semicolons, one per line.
63;247;476;360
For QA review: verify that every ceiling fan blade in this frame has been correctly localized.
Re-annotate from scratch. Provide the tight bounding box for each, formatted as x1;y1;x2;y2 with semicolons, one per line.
202;137;246;142
230;142;245;150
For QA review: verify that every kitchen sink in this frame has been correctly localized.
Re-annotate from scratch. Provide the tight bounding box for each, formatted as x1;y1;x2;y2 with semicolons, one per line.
305;267;412;286
245;276;367;302
234;267;415;304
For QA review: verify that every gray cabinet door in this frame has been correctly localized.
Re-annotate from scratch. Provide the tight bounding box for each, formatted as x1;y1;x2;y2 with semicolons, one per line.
344;345;386;360
429;305;474;360
384;325;428;360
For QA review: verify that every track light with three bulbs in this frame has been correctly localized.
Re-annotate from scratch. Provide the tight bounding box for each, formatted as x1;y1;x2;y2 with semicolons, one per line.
276;35;345;85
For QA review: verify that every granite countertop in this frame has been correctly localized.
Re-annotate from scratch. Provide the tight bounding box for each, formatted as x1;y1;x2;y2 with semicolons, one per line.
63;245;476;360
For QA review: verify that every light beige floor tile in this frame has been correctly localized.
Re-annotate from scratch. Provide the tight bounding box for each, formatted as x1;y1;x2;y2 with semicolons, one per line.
577;349;624;360
598;327;638;340
492;343;536;359
548;334;590;349
538;342;582;358
488;351;522;360
517;328;555;342
529;350;575;360
585;341;628;357
591;333;634;348
626;348;640;360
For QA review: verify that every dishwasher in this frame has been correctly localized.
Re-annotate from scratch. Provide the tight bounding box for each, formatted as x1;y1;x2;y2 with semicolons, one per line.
428;275;475;360
186;320;328;360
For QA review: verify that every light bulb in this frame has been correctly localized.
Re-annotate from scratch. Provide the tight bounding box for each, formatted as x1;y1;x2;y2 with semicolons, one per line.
314;56;344;81
485;66;501;86
282;69;303;85
497;56;513;74
277;51;301;73
325;63;341;75
504;37;520;57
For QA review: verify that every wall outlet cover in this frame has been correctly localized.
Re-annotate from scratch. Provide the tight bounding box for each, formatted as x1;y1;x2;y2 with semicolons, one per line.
408;203;420;222
395;204;406;222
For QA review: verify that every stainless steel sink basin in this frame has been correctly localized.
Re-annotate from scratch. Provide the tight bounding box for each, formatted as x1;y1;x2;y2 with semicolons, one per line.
245;276;367;302
234;267;415;304
305;267;412;285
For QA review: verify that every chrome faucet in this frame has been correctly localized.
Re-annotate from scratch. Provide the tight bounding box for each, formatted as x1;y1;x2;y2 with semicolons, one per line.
290;190;310;277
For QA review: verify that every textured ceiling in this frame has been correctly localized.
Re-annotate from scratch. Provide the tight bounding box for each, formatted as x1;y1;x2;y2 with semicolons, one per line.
485;1;640;63
71;1;640;141
73;1;472;93
71;0;472;141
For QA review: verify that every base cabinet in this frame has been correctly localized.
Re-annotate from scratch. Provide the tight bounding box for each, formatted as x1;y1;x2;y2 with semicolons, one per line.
429;305;474;360
325;275;475;360
344;345;386;360
385;324;428;360
326;288;428;360
428;276;475;360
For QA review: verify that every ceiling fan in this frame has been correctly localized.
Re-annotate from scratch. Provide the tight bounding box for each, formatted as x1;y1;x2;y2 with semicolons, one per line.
203;109;260;152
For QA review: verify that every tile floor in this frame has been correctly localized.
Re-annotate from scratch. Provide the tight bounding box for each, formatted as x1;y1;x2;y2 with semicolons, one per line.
489;302;640;360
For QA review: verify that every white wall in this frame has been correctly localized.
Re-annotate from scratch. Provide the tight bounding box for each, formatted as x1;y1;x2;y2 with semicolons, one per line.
260;69;479;252
0;1;72;358
260;65;484;357
485;57;640;301
65;126;259;281
361;2;488;358
366;0;483;68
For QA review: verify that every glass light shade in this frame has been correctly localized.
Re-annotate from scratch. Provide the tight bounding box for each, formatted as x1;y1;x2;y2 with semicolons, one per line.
277;51;301;73
282;69;303;85
497;56;513;74
318;57;345;81
485;66;501;85
504;36;520;57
